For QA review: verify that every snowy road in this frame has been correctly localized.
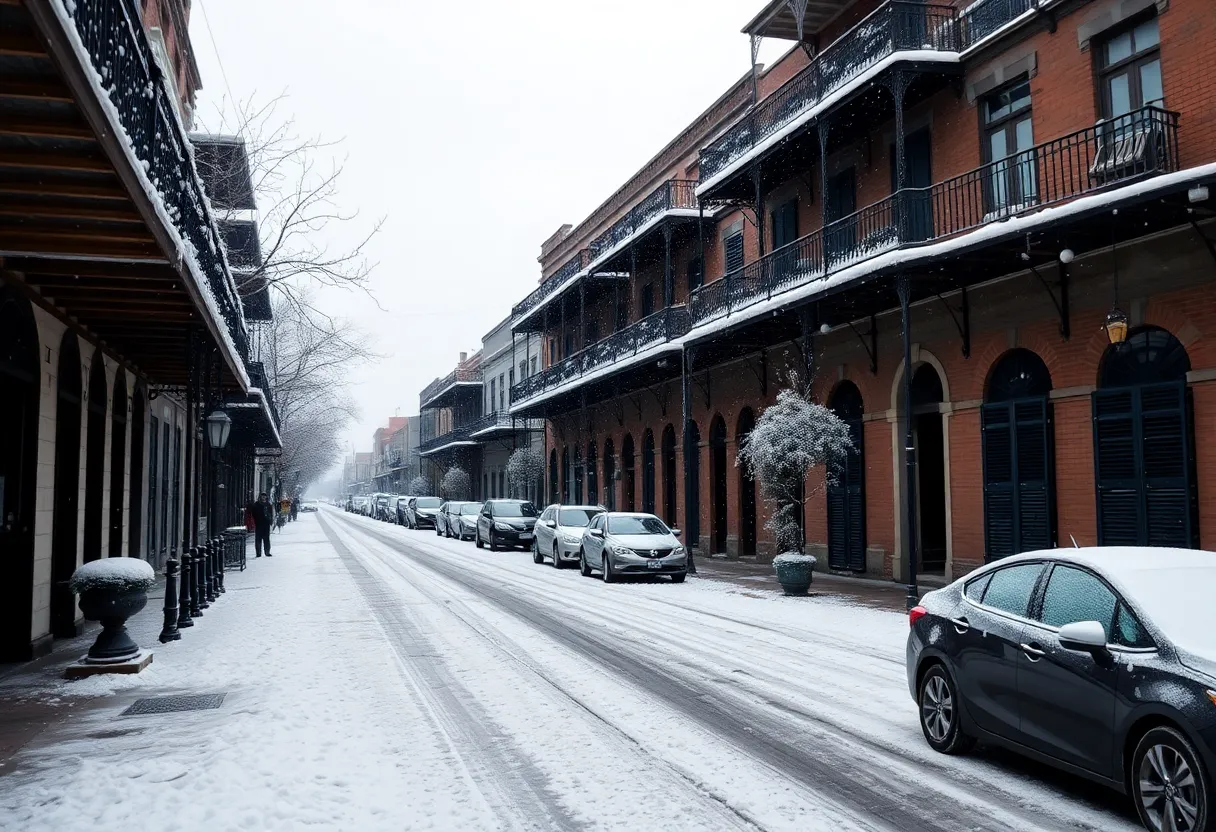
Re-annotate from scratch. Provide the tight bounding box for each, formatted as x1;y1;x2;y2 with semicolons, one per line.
318;508;1140;832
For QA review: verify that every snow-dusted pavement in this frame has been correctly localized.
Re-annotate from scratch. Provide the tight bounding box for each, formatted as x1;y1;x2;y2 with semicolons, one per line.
0;507;1139;831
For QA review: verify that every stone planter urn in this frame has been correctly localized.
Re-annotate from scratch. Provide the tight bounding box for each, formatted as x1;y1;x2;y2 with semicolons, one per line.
773;553;817;596
70;559;155;665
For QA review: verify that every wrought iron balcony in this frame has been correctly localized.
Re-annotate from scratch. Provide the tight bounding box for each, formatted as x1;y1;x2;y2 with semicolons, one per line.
465;412;545;438
419;424;477;455
587;180;699;262
690;106;1180;327
699;1;959;185
420;366;483;410
511;306;690;405
959;0;1036;44
64;0;251;364
512;249;593;322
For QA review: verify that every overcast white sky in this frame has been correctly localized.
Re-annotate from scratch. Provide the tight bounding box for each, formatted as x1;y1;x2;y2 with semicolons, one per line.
189;0;787;460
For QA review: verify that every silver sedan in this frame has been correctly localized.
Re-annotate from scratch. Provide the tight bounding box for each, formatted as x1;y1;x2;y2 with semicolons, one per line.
578;512;687;583
532;504;605;568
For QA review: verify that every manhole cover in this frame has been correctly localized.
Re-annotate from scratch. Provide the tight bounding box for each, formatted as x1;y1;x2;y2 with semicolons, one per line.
122;694;226;716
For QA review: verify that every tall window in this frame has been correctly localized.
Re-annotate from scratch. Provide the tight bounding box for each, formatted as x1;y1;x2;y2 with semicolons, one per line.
686;255;703;295
1099;16;1162;128
489;379;496;413
771;198;798;249
641;283;655;318
531;356;538;376
499;373;505;411
983;77;1035;213
519;359;527;381
724;231;744;274
615;295;628;331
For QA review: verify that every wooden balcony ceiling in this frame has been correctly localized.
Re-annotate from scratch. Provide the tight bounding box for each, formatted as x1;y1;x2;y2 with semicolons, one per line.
0;0;203;386
743;0;855;41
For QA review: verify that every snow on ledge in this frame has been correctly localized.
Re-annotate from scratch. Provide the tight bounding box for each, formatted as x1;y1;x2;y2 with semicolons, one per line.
509;340;681;415
696;50;962;198
419;440;479;457
69;558;157;593
682;162;1216;345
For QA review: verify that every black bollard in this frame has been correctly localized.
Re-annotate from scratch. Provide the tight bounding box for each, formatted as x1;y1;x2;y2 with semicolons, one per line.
177;549;194;628
159;548;181;643
217;536;226;593
212;537;224;595
190;546;205;617
200;541;214;606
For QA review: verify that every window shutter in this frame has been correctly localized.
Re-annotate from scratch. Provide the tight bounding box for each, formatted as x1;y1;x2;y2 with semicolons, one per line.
725;232;744;273
982;402;1015;560
1014;399;1054;551
1093;388;1143;546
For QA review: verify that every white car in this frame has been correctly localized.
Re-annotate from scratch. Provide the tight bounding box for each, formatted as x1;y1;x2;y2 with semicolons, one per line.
532;504;605;568
579;512;686;583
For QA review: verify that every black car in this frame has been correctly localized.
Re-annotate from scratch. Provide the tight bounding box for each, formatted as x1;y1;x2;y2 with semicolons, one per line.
404;496;442;529
475;499;539;551
907;547;1216;832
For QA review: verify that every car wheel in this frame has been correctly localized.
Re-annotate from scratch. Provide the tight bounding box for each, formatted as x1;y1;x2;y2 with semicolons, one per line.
475;530;483;549
602;553;617;584
552;544;562;569
579;550;592;577
1132;725;1210;832
532;540;543;564
917;664;974;755
488;532;499;552
670;573;686;583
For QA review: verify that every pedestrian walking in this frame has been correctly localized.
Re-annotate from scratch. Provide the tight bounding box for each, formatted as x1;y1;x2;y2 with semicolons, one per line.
250;492;275;557
290;496;300;522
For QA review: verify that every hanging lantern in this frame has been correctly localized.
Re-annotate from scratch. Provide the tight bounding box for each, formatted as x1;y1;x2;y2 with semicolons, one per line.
205;409;232;449
1104;306;1129;345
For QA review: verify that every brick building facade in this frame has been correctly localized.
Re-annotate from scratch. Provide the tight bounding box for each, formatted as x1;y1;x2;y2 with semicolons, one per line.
508;0;1216;585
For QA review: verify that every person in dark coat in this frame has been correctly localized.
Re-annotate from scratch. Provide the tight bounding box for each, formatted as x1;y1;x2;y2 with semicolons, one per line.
290;496;300;522
250;492;275;557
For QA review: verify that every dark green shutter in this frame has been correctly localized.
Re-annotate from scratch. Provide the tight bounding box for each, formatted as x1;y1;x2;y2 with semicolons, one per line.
982;397;1054;560
827;417;866;571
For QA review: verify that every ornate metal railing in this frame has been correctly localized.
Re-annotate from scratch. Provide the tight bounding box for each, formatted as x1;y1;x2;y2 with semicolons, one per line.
511;248;593;321
466;412;545;436
959;0;1034;45
64;0;250;364
246;361;281;429
511;306;689;404
699;1;959;184
419;423;476;454
420;366;482;408
690;106;1180;326
587;180;699;262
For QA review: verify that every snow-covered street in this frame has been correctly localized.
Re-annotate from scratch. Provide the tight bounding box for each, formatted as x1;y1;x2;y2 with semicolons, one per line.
1;509;1141;831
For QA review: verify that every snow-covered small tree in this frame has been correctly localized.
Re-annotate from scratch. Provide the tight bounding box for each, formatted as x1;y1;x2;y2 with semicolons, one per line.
440;467;471;501
407;475;429;496
736;389;853;556
506;447;544;499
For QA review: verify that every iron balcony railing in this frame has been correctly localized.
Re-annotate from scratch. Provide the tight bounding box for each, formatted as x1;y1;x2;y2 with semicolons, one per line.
420;366;482;408
512;248;593;321
65;0;250;364
511;306;689;404
246;361;281;429
466;412;545;436
959;0;1035;44
690;106;1180;326
419;423;477;454
699;1;959;185
587;180;699;262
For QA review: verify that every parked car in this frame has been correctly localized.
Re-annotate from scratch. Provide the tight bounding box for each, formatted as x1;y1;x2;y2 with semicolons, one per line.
907;547;1216;832
533;504;605;568
578;512;686;583
351;495;369;515
475;499;539;550
438;501;482;540
404;496;442;529
396;496;412;526
300;501;318;513
374;493;396;521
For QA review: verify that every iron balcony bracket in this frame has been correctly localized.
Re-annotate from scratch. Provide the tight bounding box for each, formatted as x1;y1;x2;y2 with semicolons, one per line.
846;315;879;375
934;288;971;359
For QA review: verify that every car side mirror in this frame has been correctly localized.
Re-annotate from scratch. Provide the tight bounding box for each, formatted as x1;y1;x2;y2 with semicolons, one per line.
1058;621;1108;652
589;529;604;538
543;519;555;527
670;528;682;537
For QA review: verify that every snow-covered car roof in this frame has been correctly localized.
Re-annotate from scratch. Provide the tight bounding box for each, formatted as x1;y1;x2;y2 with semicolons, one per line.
965;546;1216;584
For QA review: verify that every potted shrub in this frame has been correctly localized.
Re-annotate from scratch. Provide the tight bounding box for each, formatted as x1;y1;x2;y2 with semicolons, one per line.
736;386;852;596
69;558;156;664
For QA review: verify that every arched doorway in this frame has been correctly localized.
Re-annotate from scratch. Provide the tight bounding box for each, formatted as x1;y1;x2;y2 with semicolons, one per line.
661;425;677;526
108;371;128;558
911;364;947;574
0;290;41;660
641;429;656;514
684;421;700;548
621;434;636;511
709;415;727;554
586;441;598;505
549;448;558;503
561;446;570;503
827;383;867;571
982;349;1054;560
603;438;616;510
573;446;584;504
1094;327;1196;547
51;333;83;638
82;353;107;563
736;409;757;558
128;386;145;558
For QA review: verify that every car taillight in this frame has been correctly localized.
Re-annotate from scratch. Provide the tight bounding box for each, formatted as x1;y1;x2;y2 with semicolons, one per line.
909;606;928;627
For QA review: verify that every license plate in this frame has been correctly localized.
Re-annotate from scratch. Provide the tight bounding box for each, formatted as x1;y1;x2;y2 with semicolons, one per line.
647;559;662;569
519;533;532;540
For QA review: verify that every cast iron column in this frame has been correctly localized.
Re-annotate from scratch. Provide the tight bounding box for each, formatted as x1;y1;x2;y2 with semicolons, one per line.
753;163;765;257
899;274;920;611
663;224;674;308
889;71;909;240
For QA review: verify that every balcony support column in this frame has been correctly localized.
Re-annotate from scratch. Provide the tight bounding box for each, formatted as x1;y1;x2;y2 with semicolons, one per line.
560;294;567;361
898;274;919;612
753;163;765;257
579;281;586;351
680;346;697;575
663;224;674;308
888;71;911;237
817;119;831;229
697;204;705;289
800;306;816;396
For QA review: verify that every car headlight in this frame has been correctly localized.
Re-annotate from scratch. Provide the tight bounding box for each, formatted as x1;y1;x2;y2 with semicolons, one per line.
609;544;635;557
671;546;686;556
461;518;475;527
494;522;514;531
560;531;582;544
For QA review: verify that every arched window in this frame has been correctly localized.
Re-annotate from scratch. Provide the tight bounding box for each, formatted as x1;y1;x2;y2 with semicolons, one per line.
587;441;598;505
1093;327;1195;547
621;434;636;511
602;438;616;510
981;350;1054;560
661;425;677;526
641;430;656;514
827;383;867;571
709;415;727;554
736;409;757;558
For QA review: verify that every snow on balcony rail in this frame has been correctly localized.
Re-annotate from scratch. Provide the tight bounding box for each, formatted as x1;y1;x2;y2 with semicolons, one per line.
698;1;959;187
58;0;252;368
420;366;483;410
587;180;699;262
690;106;1180;328
510;306;689;407
512;249;592;321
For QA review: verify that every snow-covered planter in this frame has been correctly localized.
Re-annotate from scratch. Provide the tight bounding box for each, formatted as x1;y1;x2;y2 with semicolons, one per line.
440;466;472;501
773;552;818;596
69;559;156;664
506;447;544;499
